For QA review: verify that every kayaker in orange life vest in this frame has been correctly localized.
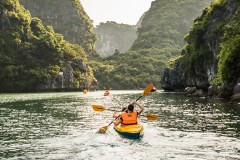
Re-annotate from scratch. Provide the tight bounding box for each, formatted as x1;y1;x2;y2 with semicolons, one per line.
114;101;144;125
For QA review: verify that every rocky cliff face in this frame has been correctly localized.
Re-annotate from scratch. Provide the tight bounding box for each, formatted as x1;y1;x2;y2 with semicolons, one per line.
161;0;240;99
131;0;213;52
19;0;96;54
0;0;96;92
94;21;137;56
90;0;214;89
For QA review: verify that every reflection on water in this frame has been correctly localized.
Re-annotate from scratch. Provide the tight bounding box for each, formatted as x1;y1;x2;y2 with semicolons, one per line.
0;91;240;159
148;92;240;138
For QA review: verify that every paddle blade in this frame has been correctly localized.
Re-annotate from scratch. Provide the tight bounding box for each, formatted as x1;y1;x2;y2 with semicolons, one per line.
97;126;108;133
145;114;158;120
143;83;155;96
150;87;157;92
92;105;105;112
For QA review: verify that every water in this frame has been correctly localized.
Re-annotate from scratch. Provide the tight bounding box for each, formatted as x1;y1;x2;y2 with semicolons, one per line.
0;90;240;160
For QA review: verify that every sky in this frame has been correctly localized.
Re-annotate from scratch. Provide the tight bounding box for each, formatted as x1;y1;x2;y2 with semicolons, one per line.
80;0;154;26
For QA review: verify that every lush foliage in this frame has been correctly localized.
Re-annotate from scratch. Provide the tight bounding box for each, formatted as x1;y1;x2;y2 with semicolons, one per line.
217;5;240;84
0;0;94;92
173;0;240;86
91;0;212;89
90;50;165;89
131;0;212;52
19;0;97;54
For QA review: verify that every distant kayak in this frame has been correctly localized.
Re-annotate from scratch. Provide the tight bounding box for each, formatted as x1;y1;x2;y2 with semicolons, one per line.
83;89;88;94
114;124;144;139
104;90;110;96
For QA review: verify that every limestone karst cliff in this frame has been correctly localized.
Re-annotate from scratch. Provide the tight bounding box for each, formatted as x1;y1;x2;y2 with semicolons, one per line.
92;0;213;89
94;21;137;56
19;0;96;54
160;0;240;99
0;0;96;92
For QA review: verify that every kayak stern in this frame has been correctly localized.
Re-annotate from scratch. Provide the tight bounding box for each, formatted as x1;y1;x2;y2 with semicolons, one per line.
114;124;144;139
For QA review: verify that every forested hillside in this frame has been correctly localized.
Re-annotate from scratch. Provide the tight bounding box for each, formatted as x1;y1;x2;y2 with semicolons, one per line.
161;0;240;99
19;0;96;54
0;0;96;92
94;21;137;57
91;0;213;89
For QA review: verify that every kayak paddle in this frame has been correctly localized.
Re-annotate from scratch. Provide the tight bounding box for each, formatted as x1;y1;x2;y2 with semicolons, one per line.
92;105;158;120
97;83;155;133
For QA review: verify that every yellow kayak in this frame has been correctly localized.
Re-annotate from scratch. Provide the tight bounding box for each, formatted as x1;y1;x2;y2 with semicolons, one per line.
114;124;144;139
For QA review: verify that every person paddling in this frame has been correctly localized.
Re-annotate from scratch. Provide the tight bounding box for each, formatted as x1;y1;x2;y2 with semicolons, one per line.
114;101;144;126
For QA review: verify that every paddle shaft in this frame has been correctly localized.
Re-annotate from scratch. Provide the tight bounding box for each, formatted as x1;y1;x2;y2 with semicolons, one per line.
135;95;143;101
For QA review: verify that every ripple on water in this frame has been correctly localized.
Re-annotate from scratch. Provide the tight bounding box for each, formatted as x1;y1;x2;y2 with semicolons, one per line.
0;91;240;160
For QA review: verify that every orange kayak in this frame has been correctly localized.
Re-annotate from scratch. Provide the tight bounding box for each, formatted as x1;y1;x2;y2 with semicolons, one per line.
104;91;109;96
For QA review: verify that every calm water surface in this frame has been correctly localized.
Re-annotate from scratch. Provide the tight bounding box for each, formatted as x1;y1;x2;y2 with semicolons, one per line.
0;90;240;160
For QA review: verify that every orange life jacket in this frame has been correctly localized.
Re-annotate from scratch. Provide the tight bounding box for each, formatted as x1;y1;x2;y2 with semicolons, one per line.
121;112;138;125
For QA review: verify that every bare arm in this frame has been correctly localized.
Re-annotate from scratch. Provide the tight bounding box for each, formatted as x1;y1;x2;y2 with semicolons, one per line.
114;118;122;125
112;111;118;118
132;101;144;114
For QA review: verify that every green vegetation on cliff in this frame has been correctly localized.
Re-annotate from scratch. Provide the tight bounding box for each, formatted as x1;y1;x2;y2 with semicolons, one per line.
91;0;212;89
0;0;95;92
94;21;137;57
161;0;240;92
131;0;210;52
178;0;240;84
217;2;240;85
90;50;164;89
19;0;97;54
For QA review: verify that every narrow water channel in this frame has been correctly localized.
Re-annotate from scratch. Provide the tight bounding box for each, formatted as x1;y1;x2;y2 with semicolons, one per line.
0;90;240;159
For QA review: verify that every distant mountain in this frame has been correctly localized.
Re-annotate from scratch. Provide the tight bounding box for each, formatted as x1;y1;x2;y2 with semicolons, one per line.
92;0;213;89
0;0;96;92
94;21;137;56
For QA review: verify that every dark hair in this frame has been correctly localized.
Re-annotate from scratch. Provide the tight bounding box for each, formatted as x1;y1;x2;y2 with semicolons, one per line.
128;104;134;111
122;107;127;111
